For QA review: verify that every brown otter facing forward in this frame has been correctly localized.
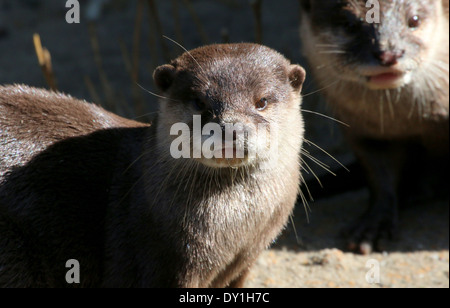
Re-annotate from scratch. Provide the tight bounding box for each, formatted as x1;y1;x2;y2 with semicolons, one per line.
300;0;449;253
0;43;306;287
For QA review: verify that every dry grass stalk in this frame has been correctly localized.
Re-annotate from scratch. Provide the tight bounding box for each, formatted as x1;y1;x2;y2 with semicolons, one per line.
131;0;146;117
145;10;159;74
221;28;230;44
84;75;102;105
171;0;185;47
33;33;57;91
87;22;117;112
250;0;263;44
182;0;209;45
147;0;171;63
118;38;133;75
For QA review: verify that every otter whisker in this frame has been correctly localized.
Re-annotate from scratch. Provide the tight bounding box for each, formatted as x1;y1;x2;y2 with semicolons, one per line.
117;160;163;206
186;160;201;207
163;35;207;77
136;82;181;103
315;59;341;70
289;214;302;245
394;87;402;105
318;50;347;54
304;138;348;172
133;111;159;120
301;79;340;98
302;109;350;127
385;90;395;119
300;157;323;190
315;44;340;48
119;144;171;203
168;158;196;212
181;161;200;226
153;159;184;205
426;59;449;73
297;173;311;222
379;92;385;134
122;149;152;175
349;0;362;14
301;150;335;176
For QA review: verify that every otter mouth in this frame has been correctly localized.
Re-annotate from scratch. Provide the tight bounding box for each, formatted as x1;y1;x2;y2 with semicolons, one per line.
360;67;412;90
205;158;249;168
199;145;250;168
198;156;250;168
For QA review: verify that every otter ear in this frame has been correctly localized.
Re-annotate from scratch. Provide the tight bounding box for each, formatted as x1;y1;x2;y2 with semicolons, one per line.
288;65;306;92
153;64;176;92
299;0;311;12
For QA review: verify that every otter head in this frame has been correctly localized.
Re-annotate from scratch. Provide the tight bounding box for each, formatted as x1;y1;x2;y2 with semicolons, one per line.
153;43;305;169
300;0;448;90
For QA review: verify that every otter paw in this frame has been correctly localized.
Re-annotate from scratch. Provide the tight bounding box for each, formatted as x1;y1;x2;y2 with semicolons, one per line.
343;210;399;255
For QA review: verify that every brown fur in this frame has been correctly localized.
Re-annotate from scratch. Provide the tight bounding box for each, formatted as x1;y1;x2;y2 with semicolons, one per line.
300;0;449;253
0;43;306;287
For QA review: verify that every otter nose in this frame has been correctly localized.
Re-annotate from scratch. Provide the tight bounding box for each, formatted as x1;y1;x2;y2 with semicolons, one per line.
374;50;405;66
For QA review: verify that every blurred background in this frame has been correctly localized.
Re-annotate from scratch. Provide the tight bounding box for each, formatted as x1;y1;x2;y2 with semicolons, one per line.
0;0;448;288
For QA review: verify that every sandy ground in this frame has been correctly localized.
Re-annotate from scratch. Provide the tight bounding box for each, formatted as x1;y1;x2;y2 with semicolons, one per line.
0;0;448;288
247;190;449;288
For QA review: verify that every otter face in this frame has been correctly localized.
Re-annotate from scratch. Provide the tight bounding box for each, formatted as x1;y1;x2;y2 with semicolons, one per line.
300;0;446;90
153;44;305;168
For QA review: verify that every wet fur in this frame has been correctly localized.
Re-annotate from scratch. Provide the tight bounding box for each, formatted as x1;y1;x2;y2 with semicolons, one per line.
0;44;306;287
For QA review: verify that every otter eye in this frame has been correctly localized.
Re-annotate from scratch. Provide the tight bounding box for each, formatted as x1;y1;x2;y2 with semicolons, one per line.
193;98;206;111
408;15;421;29
344;20;361;32
256;98;269;111
339;13;363;32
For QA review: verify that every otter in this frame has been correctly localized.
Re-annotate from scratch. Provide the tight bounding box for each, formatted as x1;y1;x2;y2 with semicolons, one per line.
299;0;449;253
0;43;306;287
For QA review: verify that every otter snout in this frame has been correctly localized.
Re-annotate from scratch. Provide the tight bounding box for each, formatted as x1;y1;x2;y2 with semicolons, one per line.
374;49;406;67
